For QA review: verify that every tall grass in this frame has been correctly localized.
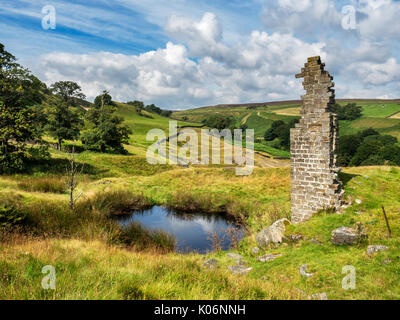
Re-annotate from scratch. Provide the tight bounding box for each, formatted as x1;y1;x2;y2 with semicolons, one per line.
17;176;66;193
0;190;165;252
120;221;176;252
88;189;154;216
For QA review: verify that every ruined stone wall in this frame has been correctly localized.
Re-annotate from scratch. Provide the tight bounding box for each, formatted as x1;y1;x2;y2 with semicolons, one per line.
290;56;343;224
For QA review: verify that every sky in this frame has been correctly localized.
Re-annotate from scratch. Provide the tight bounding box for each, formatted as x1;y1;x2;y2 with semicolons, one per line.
1;0;400;109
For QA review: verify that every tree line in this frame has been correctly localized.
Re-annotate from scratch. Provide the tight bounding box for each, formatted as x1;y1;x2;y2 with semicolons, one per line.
0;43;167;173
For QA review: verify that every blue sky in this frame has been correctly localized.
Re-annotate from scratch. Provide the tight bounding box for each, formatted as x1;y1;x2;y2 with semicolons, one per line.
1;0;400;108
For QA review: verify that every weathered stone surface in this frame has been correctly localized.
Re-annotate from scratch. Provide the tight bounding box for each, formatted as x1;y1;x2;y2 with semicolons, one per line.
258;253;282;262
251;247;260;254
203;259;218;269
331;226;360;245
228;265;252;275
299;264;314;278
291;56;343;224
226;253;243;260
256;218;291;247
367;245;388;255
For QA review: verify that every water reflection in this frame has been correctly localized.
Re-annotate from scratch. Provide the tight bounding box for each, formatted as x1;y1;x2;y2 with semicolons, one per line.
116;206;245;253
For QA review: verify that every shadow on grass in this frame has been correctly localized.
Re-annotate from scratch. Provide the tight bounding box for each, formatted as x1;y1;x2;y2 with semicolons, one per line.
25;158;104;176
339;171;360;186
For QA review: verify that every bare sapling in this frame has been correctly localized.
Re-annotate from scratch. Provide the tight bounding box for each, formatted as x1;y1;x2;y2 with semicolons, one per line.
65;146;84;210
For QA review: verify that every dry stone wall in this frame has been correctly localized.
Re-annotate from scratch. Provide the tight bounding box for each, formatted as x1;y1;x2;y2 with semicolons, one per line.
290;56;343;224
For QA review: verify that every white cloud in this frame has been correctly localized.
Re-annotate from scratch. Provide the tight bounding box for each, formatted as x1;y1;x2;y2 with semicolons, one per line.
36;10;400;108
260;0;341;36
346;58;400;86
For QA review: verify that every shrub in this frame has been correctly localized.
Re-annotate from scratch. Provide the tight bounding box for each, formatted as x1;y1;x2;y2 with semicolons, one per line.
17;176;66;193
0;203;26;228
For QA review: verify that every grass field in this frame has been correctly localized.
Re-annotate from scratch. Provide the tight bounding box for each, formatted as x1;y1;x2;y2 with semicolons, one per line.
1;100;400;300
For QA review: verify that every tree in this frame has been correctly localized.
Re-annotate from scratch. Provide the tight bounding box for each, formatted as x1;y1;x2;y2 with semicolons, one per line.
0;43;45;172
332;103;362;121
126;100;144;109
65;147;84;210
94;91;114;109
263;119;298;150
50;81;86;106
46;97;83;150
82;92;131;154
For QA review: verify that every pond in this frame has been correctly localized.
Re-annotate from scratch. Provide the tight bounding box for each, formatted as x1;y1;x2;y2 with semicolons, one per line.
116;206;245;254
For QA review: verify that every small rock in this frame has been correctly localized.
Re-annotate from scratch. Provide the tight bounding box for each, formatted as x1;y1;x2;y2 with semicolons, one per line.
308;292;328;300
331;227;360;245
299;264;314;278
256;218;291;247
228;265;252;275
355;199;362;204
227;253;243;260
258;253;282;262
251;247;260;255
310;238;322;244
383;259;392;264
289;234;303;242
367;245;388;255
203;259;218;269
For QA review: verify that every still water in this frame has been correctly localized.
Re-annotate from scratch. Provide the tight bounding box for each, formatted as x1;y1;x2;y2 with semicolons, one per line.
116;206;245;253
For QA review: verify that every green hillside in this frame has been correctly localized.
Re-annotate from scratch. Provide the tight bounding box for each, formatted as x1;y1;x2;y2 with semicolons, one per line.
174;100;400;138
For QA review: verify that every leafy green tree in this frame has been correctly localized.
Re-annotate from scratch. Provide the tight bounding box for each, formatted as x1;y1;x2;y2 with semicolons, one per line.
50;81;86;106
338;135;361;166
381;145;400;165
82;92;131;154
203;115;236;131
0;43;45;172
264;119;298;149
94;91;114;109
332;103;362;120
46;97;83;150
126;100;144;109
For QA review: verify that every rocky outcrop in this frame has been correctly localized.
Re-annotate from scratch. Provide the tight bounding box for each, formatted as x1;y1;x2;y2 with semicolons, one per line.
256;218;291;247
367;245;388;255
331;226;360;245
228;265;252;275
258;253;282;262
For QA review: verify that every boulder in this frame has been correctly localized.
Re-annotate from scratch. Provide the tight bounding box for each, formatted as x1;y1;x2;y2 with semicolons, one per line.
256;218;291;247
367;245;388;255
251;247;260;255
228;265;252;275
203;259;218;269
258;253;282;262
331;227;360;245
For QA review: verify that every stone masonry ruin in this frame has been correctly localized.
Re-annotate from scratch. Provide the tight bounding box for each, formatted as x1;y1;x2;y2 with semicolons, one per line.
290;56;344;224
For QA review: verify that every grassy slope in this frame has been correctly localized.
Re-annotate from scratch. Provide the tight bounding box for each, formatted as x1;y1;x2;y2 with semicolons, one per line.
1;165;399;299
1;101;400;300
174;100;400;141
